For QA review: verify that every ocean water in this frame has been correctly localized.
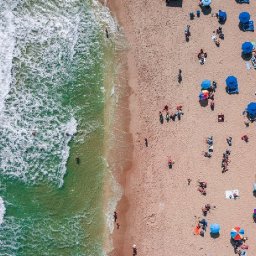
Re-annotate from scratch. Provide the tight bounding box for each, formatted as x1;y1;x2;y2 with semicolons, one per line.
0;0;113;255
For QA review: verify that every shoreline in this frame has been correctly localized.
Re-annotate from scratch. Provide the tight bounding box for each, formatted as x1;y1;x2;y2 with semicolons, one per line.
106;0;256;255
104;0;137;255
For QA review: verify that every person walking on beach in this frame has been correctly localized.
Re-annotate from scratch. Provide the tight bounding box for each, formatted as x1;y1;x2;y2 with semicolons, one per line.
178;69;182;83
145;138;148;147
159;111;164;124
114;211;117;222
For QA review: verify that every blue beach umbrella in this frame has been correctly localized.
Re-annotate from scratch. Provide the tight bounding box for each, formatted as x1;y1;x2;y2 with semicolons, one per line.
210;223;220;234
226;76;238;88
226;76;238;93
201;0;211;6
246;102;256;119
242;42;253;54
201;80;211;90
239;12;250;24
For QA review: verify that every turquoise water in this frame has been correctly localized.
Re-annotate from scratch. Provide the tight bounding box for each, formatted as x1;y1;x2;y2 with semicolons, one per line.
0;0;111;255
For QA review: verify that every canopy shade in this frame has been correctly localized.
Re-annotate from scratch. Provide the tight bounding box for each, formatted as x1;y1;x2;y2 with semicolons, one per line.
218;10;227;21
242;42;253;54
210;223;220;234
246;102;256;119
201;0;211;6
201;80;211;90
226;76;238;93
239;12;250;24
230;227;244;240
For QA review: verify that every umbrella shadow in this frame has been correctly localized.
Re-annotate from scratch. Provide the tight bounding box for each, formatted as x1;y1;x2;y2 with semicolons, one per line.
199;99;208;107
200;6;212;15
241;52;252;61
210;233;220;239
166;0;183;7
235;0;249;3
219;20;226;25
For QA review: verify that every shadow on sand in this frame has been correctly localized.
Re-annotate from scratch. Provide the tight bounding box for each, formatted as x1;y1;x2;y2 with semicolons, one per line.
199;99;208;107
200;6;212;15
166;0;183;7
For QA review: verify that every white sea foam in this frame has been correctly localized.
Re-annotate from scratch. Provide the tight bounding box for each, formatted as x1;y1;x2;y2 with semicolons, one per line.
0;197;6;225
0;1;102;186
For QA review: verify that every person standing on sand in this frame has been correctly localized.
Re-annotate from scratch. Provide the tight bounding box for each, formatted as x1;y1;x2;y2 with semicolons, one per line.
159;111;164;124
145;138;148;147
113;211;117;222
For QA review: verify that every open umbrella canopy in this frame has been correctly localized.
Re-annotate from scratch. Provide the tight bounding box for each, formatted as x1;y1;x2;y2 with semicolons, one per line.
199;91;208;101
246;102;256;119
210;223;220;234
242;42;253;54
226;76;238;93
201;80;211;90
239;12;250;24
218;10;227;21
231;227;244;240
201;0;211;6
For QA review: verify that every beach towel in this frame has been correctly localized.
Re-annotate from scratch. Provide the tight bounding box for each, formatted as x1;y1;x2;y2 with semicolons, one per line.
225;190;239;199
193;225;200;235
246;62;251;70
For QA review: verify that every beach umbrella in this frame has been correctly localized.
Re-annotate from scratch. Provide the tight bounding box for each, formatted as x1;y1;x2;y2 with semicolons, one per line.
201;0;211;6
230;227;244;240
210;223;220;234
218;10;227;22
239;12;250;24
226;76;238;88
199;92;208;101
201;80;211;90
226;76;238;93
242;42;253;54
246;102;256;119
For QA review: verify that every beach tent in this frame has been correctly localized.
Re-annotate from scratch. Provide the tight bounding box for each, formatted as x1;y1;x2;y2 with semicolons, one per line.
230;227;244;240
201;80;211;90
239;12;250;23
226;76;239;94
210;223;220;234
201;0;211;6
246;102;256;120
242;42;253;54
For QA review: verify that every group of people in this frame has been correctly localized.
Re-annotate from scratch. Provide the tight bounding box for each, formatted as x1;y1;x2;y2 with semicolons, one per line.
203;136;213;158
159;105;184;124
201;203;212;216
221;149;231;173
197;180;207;195
198;49;207;65
211;26;224;47
194;218;208;237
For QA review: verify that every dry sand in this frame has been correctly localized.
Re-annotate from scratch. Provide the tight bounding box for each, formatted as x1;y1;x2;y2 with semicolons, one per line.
106;0;256;255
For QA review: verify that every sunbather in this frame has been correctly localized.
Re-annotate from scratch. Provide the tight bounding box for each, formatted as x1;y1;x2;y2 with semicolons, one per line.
241;135;249;142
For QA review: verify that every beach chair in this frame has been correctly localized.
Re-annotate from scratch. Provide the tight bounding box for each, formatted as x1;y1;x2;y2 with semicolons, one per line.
218;10;227;23
237;0;249;3
251;57;256;69
241;20;254;31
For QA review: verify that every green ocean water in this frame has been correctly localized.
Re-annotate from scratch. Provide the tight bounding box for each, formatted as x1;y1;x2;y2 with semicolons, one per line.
0;0;112;255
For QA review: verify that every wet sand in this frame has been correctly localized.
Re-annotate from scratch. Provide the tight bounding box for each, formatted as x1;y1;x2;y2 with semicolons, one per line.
107;0;256;255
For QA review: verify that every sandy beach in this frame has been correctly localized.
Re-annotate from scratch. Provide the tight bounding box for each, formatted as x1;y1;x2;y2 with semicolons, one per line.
107;0;256;255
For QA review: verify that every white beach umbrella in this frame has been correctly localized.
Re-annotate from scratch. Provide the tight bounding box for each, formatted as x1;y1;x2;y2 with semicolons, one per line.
201;0;211;6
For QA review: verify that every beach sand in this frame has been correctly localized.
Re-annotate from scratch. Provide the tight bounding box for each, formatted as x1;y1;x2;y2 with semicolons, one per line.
107;0;256;255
